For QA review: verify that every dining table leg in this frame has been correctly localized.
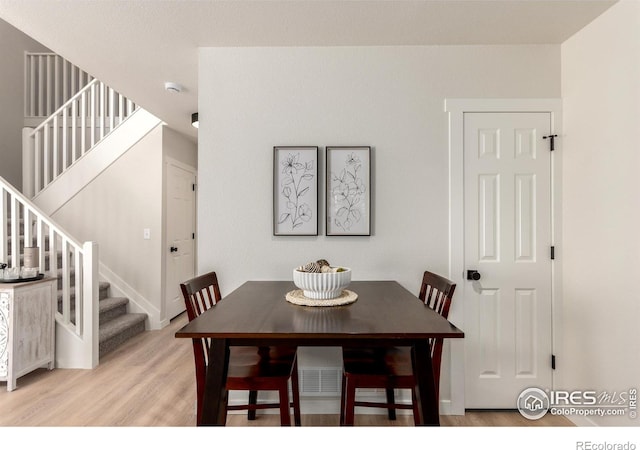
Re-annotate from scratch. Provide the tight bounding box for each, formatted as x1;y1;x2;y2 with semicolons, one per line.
201;338;230;426
411;340;440;426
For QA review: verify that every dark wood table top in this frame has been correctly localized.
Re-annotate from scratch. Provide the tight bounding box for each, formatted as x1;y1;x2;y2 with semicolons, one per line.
175;280;464;345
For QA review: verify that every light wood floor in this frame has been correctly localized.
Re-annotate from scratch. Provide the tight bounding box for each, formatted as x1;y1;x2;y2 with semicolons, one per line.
0;313;573;427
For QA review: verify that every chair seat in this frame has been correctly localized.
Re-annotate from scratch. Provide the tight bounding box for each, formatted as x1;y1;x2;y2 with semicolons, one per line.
227;346;298;386
342;347;414;383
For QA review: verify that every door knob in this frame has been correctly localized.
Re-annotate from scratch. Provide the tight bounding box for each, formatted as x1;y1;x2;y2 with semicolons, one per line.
170;246;178;253
467;270;481;281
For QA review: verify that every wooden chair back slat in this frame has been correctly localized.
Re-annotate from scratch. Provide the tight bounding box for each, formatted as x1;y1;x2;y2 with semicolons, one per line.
418;270;456;395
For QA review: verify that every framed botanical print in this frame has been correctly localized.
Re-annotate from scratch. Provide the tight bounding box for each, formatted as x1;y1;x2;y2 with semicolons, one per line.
326;146;371;236
273;146;318;236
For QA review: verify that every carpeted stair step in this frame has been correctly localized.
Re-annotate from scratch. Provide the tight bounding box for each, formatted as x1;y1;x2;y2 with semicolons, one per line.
99;297;129;324
99;313;147;357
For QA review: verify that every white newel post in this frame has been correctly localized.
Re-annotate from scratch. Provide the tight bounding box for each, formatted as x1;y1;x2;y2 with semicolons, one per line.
83;241;99;368
22;127;35;198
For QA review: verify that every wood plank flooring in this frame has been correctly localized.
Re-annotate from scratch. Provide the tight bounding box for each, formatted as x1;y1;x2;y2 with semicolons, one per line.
0;313;573;427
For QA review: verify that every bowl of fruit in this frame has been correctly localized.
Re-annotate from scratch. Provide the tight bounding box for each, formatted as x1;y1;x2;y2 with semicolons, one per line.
293;259;351;299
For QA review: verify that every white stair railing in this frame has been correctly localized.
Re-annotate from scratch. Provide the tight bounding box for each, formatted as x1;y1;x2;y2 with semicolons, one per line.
22;78;138;198
0;176;98;368
24;52;94;118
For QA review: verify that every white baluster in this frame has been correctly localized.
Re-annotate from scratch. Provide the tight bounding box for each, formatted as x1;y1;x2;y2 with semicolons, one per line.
90;82;96;147
61;238;70;324
46;55;53;116
109;87;115;132
62;103;68;170
74;247;82;330
62;59;68;108
100;82;105;139
24;54;30;117
37;218;44;274
10;196;19;269
53;55;59;111
43;124;50;186
81;90;87;155
52;115;59;178
82;241;99;366
72;97;78;162
34;131;41;194
118;93;124;125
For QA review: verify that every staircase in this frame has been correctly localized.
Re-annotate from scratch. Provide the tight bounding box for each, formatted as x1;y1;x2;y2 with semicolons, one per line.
4;213;147;359
0;52;158;368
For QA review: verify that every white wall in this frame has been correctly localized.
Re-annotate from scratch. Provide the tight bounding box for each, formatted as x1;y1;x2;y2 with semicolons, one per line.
560;0;640;426
198;45;560;409
51;124;196;328
198;45;560;294
53;125;165;323
0;18;49;188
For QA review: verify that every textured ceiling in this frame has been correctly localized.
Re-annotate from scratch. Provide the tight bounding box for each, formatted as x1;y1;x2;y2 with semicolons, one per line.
0;0;617;140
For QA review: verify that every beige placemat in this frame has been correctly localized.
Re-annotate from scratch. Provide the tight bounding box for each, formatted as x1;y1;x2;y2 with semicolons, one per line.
285;289;358;307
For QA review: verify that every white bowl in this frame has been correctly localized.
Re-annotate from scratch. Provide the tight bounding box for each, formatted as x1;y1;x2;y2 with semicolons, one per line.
293;267;351;299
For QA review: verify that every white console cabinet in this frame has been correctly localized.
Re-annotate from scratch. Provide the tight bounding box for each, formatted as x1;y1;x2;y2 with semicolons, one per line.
0;277;56;391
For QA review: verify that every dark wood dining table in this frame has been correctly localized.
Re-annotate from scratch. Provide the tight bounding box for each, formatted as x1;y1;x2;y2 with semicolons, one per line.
175;280;464;426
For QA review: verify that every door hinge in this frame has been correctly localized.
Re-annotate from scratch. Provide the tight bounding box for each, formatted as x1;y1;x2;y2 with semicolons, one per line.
551;246;555;260
192;183;196;191
192;233;195;239
543;134;558;151
552;354;556;370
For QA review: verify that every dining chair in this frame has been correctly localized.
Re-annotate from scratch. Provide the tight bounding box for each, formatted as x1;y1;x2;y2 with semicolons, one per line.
339;270;456;426
180;271;301;426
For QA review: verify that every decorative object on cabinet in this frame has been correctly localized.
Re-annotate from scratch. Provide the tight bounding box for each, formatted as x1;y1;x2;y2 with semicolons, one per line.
0;277;56;391
326;146;371;236
273;146;319;236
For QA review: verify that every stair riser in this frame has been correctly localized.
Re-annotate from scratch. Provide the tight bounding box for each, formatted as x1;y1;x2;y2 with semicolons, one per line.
100;303;127;324
66;303;128;325
99;320;145;357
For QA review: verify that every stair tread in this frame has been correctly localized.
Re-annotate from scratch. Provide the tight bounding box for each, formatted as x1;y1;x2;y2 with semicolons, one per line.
99;313;147;341
99;297;129;313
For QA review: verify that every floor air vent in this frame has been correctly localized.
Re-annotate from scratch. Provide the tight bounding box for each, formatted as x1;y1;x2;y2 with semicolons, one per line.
300;368;341;396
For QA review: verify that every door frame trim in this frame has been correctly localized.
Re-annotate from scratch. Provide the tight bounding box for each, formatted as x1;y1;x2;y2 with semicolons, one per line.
445;98;563;413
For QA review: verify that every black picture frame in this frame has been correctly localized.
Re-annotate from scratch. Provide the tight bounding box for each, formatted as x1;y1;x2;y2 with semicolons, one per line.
326;146;371;236
273;146;319;236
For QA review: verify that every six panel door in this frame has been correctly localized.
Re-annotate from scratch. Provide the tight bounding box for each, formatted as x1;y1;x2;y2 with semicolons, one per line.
464;112;553;408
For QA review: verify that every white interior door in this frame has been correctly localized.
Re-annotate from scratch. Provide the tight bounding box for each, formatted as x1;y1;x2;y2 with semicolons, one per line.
464;112;553;408
165;159;196;321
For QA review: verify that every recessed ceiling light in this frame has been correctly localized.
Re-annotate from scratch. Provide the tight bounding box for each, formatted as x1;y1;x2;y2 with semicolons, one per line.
164;81;182;93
